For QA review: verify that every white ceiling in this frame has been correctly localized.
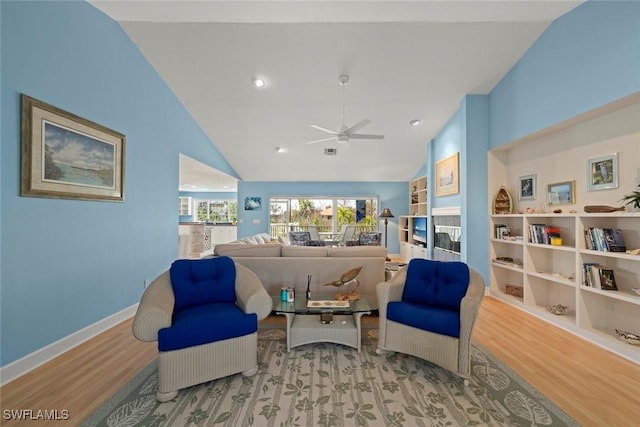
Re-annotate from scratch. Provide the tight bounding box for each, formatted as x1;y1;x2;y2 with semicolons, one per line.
91;0;583;191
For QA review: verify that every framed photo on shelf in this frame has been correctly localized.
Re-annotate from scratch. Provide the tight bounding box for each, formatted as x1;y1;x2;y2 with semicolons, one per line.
20;94;125;202
547;180;576;205
435;152;459;196
587;153;618;191
518;174;536;200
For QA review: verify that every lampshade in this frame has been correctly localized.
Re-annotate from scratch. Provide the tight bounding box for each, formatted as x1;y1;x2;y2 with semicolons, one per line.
380;208;394;218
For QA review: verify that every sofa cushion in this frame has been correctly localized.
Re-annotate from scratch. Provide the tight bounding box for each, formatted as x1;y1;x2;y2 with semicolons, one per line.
170;257;236;312
386;301;461;338
402;259;469;311
215;243;282;257
158;303;257;351
329;246;387;258
282;245;329;257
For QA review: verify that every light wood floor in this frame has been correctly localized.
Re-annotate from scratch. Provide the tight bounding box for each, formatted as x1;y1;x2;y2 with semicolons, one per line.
1;296;639;426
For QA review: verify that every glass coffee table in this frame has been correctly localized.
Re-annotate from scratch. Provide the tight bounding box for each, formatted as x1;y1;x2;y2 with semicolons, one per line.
272;294;377;353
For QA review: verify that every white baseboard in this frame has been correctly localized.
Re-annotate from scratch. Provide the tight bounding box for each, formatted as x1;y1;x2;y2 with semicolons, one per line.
0;304;138;387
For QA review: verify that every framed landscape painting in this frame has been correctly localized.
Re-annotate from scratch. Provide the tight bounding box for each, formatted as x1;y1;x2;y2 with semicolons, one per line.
21;94;125;202
587;153;618;191
435;152;459;196
547;180;575;205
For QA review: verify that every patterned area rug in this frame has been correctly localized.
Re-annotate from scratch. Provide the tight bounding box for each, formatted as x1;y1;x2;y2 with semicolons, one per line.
82;329;578;426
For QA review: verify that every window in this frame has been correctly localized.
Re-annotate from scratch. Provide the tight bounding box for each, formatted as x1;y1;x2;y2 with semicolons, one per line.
195;200;237;223
269;197;378;238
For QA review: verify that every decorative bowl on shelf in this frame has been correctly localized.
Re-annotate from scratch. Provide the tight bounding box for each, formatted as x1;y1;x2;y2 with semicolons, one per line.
547;304;569;315
615;329;640;345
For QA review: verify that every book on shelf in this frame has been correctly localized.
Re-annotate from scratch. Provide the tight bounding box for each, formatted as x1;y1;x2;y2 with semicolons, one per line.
582;262;601;288
528;224;561;245
599;268;618;291
584;227;626;252
582;263;618;291
603;228;626;252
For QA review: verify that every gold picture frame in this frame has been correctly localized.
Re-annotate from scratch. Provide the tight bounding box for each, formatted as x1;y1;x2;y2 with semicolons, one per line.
547;180;575;205
435;152;459;196
21;94;125;202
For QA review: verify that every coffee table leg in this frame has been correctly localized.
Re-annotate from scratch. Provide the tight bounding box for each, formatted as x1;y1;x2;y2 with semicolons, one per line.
353;311;370;352
276;312;295;352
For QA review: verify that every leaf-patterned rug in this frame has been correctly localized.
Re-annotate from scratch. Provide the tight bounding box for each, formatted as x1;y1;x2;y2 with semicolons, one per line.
82;329;578;426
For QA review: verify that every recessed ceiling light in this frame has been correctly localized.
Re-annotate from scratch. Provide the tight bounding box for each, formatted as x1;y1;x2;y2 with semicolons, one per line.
275;146;286;153
410;119;421;127
252;77;266;88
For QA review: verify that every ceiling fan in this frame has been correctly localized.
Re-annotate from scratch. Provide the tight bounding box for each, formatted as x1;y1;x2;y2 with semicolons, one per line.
306;75;385;145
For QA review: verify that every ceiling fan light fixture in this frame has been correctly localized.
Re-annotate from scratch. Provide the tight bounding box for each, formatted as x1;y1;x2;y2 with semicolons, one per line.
410;119;421;127
252;77;266;88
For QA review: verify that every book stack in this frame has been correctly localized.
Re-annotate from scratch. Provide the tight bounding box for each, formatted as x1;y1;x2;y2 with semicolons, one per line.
582;263;618;290
584;228;626;252
494;224;511;239
529;224;562;245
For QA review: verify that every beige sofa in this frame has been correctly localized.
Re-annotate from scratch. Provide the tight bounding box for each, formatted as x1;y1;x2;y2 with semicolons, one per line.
213;242;387;298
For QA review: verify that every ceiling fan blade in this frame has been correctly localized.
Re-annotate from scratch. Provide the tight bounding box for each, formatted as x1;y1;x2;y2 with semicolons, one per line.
344;119;370;134
305;136;338;145
310;125;338;135
348;133;385;140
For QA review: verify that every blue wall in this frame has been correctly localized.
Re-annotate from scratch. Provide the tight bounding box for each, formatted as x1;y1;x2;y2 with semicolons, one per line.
0;1;237;366
489;0;640;148
237;181;408;254
428;96;489;279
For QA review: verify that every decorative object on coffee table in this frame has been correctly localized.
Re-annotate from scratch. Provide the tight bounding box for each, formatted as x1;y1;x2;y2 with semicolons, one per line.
492;186;513;214
322;266;362;301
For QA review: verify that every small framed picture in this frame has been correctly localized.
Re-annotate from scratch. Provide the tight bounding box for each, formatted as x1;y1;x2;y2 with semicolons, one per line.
244;196;262;211
587;153;618;191
547;180;576;205
518;174;536;200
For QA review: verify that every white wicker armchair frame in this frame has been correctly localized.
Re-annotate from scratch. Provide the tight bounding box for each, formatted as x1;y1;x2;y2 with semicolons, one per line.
376;266;485;383
132;262;272;401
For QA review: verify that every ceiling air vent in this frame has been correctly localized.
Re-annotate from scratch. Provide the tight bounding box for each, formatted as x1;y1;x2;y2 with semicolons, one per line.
324;148;337;156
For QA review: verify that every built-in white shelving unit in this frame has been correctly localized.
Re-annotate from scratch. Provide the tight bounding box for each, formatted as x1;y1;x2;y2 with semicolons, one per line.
487;95;640;364
399;176;428;261
490;213;640;363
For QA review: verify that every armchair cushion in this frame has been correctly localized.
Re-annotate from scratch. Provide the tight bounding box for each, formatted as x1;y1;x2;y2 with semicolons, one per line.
387;301;461;338
170;256;236;312
158;303;257;351
402;260;469;311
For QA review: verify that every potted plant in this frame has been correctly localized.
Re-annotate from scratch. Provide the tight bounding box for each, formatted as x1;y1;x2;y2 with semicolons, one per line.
621;184;640;209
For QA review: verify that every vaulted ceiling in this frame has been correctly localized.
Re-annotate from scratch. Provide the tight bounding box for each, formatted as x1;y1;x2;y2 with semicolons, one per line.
91;1;583;191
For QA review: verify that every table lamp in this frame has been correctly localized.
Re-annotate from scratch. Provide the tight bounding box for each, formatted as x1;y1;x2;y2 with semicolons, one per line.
379;208;395;248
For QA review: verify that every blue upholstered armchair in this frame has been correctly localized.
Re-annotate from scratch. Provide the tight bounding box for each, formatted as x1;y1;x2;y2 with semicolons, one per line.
132;256;272;401
376;259;484;383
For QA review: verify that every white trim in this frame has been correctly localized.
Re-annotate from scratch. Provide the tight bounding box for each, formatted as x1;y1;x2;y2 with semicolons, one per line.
0;304;138;386
431;206;461;216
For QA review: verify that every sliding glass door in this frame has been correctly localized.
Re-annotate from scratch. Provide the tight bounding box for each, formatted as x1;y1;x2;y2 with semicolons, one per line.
268;196;378;238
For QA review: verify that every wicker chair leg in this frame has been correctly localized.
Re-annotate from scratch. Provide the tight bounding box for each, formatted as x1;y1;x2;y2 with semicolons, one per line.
156;390;178;402
242;366;258;377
